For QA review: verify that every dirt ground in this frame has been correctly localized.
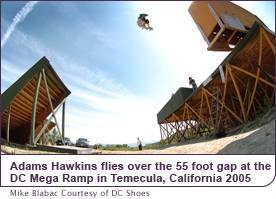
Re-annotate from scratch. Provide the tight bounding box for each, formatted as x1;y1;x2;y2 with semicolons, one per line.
99;117;275;154
1;108;275;155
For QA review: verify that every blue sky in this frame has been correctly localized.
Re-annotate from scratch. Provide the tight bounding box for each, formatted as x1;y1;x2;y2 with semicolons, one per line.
1;1;275;145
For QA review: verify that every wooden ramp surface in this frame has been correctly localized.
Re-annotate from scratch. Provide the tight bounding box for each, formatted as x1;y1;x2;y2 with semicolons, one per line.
36;145;95;154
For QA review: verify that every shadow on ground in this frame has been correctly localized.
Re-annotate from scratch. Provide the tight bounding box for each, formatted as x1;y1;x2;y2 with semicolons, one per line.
217;123;275;154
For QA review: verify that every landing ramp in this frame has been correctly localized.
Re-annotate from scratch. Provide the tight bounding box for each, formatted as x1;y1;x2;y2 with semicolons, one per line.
36;145;94;154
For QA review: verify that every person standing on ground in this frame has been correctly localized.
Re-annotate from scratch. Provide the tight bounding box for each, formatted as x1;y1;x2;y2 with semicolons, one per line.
137;138;142;150
189;77;197;91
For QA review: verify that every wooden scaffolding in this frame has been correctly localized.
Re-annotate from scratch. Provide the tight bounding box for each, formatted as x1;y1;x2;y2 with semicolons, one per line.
158;22;275;146
1;57;71;146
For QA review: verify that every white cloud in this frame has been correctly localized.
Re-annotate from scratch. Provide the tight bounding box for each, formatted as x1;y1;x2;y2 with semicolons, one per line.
61;78;161;144
1;1;39;48
0;60;26;90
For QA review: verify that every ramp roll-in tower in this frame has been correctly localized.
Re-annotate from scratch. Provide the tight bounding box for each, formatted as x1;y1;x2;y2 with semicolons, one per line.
188;1;266;51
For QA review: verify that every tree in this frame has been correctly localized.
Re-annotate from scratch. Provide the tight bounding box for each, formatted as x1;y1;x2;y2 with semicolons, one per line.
97;143;103;148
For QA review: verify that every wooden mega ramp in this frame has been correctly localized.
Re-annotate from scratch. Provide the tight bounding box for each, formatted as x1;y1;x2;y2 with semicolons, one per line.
1;57;71;146
157;21;275;145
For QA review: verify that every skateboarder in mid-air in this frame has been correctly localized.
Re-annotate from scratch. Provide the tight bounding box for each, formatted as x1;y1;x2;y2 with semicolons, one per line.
137;13;153;31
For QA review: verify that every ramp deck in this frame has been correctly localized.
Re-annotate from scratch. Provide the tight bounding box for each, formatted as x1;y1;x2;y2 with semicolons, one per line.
35;145;96;154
